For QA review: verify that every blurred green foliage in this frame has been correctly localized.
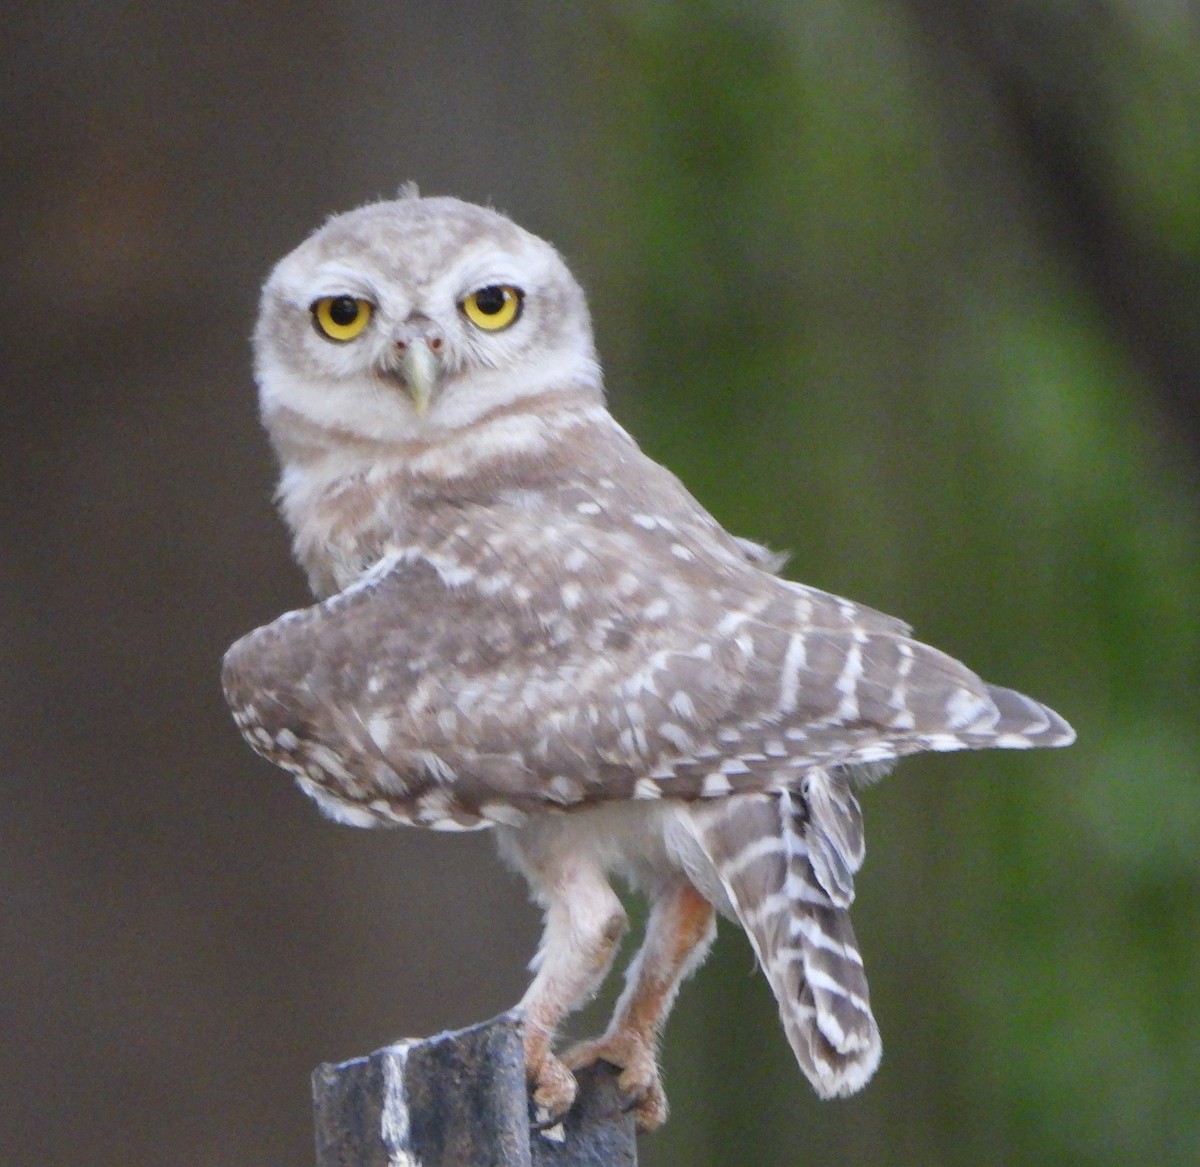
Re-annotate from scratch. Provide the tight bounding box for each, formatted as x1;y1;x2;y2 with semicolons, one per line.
563;2;1200;1164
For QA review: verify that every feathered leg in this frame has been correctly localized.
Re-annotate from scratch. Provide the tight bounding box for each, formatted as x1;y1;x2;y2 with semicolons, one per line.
565;875;717;1130
507;847;629;1122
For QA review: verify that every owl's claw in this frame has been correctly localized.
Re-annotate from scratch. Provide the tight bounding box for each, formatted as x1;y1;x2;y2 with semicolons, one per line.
528;1050;578;1130
563;1031;668;1131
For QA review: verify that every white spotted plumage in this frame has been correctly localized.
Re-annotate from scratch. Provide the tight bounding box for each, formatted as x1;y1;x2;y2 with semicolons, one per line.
223;191;1074;1129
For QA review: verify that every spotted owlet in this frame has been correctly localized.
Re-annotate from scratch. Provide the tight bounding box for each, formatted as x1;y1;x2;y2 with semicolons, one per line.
223;191;1074;1130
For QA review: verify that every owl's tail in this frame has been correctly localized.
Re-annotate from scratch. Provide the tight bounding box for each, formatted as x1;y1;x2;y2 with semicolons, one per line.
685;780;881;1098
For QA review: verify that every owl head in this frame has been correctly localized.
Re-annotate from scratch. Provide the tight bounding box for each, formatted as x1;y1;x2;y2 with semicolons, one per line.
254;192;602;450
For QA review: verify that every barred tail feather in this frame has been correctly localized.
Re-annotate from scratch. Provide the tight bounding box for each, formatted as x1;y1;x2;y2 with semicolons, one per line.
784;904;881;1096
981;684;1076;749
686;783;882;1099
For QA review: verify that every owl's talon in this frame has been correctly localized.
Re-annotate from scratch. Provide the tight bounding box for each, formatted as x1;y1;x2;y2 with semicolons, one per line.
528;1051;578;1129
563;1032;668;1131
529;1106;565;1134
616;1088;642;1114
625;1087;668;1131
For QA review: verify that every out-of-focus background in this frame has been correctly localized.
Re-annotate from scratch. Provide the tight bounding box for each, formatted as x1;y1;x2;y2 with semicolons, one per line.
3;3;1198;1165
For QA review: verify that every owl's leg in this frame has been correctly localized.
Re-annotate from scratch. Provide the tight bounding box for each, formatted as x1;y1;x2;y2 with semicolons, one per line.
515;855;629;1124
563;875;716;1130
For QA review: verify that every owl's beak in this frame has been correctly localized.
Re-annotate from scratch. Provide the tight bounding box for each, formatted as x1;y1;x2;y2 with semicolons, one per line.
395;335;443;418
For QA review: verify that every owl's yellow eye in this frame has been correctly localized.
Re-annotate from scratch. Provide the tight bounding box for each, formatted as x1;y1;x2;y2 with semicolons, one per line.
312;295;373;341
461;285;523;331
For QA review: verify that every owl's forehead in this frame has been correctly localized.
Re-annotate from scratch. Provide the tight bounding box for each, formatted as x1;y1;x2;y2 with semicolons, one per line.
280;198;545;299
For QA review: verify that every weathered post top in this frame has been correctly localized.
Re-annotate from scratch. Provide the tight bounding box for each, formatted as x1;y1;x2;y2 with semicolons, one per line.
312;1014;637;1167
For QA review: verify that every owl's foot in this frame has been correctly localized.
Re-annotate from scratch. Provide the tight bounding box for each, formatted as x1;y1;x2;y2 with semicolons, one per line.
563;1030;667;1131
527;1049;578;1128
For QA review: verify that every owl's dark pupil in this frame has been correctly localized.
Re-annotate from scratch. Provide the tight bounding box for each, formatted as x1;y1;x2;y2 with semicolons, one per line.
329;297;359;325
475;286;507;315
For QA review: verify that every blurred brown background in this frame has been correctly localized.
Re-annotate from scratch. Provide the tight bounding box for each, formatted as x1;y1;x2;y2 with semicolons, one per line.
3;4;1198;1166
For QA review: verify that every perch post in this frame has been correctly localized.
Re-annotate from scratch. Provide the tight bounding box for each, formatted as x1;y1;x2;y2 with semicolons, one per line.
312;1013;637;1166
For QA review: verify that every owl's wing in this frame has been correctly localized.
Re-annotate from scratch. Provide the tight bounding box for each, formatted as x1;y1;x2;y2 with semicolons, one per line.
223;494;1073;830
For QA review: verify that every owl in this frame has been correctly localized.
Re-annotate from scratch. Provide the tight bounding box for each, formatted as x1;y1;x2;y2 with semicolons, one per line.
223;191;1074;1131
